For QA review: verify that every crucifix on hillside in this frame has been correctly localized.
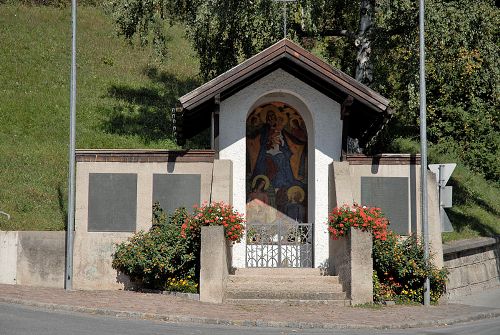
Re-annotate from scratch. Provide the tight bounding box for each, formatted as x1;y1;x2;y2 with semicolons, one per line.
274;0;297;39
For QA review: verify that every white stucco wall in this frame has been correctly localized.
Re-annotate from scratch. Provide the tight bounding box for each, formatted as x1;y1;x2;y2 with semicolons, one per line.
219;68;342;268
0;231;18;284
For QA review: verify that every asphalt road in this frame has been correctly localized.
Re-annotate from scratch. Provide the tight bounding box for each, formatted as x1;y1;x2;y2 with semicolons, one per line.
0;302;499;335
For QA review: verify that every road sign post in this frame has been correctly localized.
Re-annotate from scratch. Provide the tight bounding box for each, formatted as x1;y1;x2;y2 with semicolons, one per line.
429;163;456;232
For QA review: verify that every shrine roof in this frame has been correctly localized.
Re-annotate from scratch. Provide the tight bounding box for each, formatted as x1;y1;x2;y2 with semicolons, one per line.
179;38;392;115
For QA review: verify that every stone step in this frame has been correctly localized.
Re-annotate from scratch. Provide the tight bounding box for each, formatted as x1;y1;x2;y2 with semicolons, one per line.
228;274;340;285
225;298;351;306
225;289;347;300
234;267;324;277
226;281;344;293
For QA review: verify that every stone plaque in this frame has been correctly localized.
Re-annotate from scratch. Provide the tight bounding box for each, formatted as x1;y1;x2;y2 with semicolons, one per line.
153;174;201;213
88;173;137;232
361;177;409;235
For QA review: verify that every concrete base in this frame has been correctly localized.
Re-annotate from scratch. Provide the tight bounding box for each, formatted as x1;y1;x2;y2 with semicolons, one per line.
0;231;65;288
330;228;373;305
200;226;228;303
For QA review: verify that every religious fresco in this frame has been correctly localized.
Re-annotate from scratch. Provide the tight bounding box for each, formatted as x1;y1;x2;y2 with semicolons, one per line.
246;102;308;224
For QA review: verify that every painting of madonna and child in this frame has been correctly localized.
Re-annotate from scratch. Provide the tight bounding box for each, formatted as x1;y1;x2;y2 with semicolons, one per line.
246;102;308;226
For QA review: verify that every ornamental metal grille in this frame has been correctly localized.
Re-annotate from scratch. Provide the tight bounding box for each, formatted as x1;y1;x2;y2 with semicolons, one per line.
245;221;313;268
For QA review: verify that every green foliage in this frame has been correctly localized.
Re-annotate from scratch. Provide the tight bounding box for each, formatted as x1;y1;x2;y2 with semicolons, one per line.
373;233;448;304
372;0;499;181
164;276;198;293
1;0;101;6
112;205;200;290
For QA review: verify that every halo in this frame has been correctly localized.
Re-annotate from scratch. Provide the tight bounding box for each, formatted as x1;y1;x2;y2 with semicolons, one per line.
287;186;305;202
252;175;270;190
263;104;280;120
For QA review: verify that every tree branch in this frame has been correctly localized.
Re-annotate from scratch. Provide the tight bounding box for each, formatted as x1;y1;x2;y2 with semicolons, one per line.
290;23;356;40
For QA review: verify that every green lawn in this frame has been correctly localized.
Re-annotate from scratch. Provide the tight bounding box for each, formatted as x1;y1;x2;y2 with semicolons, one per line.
0;5;200;230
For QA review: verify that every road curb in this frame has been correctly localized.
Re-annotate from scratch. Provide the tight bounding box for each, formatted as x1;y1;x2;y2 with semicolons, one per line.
1;296;499;330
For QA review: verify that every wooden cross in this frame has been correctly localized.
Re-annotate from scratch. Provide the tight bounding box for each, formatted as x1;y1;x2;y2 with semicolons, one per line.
273;0;297;39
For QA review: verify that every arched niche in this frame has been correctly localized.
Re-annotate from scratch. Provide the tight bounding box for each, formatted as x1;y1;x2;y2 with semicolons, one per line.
246;101;309;225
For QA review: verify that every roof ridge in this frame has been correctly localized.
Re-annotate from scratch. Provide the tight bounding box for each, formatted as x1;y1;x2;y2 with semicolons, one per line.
179;38;390;114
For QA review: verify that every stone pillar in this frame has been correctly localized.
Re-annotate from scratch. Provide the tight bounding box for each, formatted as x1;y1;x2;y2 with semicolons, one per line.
210;160;233;204
427;170;444;268
330;227;373;305
200;226;228;303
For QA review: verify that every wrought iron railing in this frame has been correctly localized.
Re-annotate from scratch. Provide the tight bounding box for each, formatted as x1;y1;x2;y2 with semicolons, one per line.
245;221;313;268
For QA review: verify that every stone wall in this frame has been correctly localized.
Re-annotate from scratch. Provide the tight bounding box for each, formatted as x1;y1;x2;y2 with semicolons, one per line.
1;151;233;291
444;237;500;299
332;155;444;268
199;226;228;303
0;231;65;288
73;150;232;290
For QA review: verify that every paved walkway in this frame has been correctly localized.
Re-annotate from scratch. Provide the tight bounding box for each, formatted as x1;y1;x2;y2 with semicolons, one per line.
0;284;499;330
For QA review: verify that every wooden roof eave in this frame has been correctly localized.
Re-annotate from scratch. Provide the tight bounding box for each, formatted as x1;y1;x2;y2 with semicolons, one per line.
179;40;287;108
179;39;391;115
283;42;390;111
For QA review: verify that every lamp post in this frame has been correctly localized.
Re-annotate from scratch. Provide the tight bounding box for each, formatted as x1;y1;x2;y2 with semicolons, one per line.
418;0;431;306
273;0;297;39
65;0;77;291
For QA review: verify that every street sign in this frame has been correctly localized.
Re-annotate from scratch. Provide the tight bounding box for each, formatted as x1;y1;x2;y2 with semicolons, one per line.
429;163;456;232
441;208;454;232
429;163;456;185
442;186;453;208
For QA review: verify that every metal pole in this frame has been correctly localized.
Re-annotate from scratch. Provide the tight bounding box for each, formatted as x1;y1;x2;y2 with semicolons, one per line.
274;0;296;39
283;3;287;38
438;164;444;232
65;0;77;291
419;0;431;306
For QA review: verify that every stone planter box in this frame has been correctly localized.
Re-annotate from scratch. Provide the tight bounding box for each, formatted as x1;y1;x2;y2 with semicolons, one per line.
200;226;229;303
329;227;373;305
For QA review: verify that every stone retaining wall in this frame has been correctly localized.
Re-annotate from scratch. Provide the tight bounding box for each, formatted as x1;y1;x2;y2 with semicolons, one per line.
0;231;65;288
443;237;500;299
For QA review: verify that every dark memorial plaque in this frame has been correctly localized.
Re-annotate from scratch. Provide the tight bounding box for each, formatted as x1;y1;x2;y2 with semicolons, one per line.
361;177;409;235
153;174;201;213
88;173;137;232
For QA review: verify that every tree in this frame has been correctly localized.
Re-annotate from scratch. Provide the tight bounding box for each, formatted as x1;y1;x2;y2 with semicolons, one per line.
371;0;499;181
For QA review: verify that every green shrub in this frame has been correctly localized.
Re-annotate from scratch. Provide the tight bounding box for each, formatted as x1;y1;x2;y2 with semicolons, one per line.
373;233;447;304
112;204;200;291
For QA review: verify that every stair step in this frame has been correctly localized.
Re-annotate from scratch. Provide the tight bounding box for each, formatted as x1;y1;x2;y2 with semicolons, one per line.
225;290;347;300
228;275;340;285
234;268;324;277
226;282;344;293
225;298;351;306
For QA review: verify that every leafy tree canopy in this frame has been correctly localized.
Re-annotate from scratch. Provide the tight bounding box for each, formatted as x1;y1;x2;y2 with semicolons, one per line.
108;0;499;182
